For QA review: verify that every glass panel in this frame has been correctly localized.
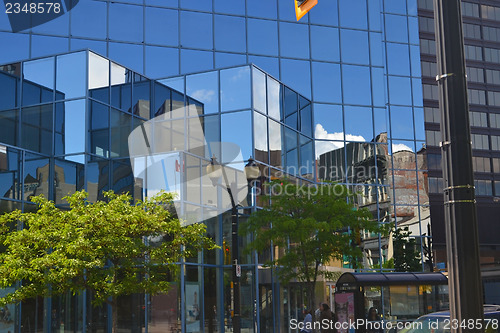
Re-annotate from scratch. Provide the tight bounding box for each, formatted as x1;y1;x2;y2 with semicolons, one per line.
180;0;211;11
186;71;219;114
248;55;279;79
247;0;277;19
202;115;221;159
51;293;84;331
111;159;136;196
109;3;143;43
314;104;343;140
215;52;246;68
21;104;53;155
253;68;267;113
341;29;369;65
300;104;312;137
111;62;132;112
87;158;109;202
0;63;20;112
248;18;278;56
311;26;340;62
390;106;415;140
283;87;298;117
386;43;410;76
339;0;368;29
116;293;145;332
215;0;244;14
203;267;221;332
133;75;151;119
214;15;246;53
342;65;372;106
385;0;407;14
146;46;180;79
221;111;252;163
89;53;110;104
145;7;178;46
149;285;180;333
389;76;412;106
385;14;408;43
391;140;416;157
185;266;203;333
280;59;311;99
220;66;251;112
110;109;131;158
22;57;54;106
24;152;50;200
279;22;310;59
254;112;269;164
344;106;373;142
312;62;341;103
71;0;107;39
180;49;213;74
310;0;338;26
267;76;281;121
0;145;22;200
370;32;384;66
269;120;283;168
55;99;86;156
180;11;213;50
0;109;18;147
90;101;109;158
54;158;85;204
300;135;314;179
109;42;143;74
31;35;68;58
414;108;425;141
56;51;86;100
374;108;389;138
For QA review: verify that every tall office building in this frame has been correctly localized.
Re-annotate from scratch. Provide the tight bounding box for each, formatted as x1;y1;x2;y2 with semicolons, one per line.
417;0;500;303
0;0;473;331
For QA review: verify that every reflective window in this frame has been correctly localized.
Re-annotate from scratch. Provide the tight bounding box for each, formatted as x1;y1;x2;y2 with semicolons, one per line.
254;112;269;164
279;22;310;59
86;158;109;201
472;156;491;173
201;115;221;158
146;46;179;78
180;0;211;11
341;29;369;65
370;33;384;66
111;62;132;112
89;53;109;104
215;52;246;68
70;38;107;55
391;140;415;157
109;3;143;43
56;52;87;99
55;99;86;156
314;103;343;137
54;159;85;204
145;7;178;46
344;106;373;141
24;153;50;199
267;76;281;121
31;35;68;58
21;104;53;155
221;111;252;163
386;43;410;76
214;0;245;15
220;66;250;112
0;33;29;65
470;111;488;127
180;49;213;74
368;0;382;31
408;16;419;44
474;180;492;196
187;71;219;114
311;26;340;62
300;135;314;177
385;0;406;14
249;55;279;79
339;0;368;29
133;75;151;119
90;101;109;158
283;87;298;118
0;146;21;200
22;57;55;106
71;0;106;39
269;119;282;167
31;8;69;36
372;67;386;107
214;15;246;53
280;59;311;99
278;0;303;22
414;108;425;141
310;0;338;26
247;0;277;19
0;109;18;146
253;68;267;113
109;42;143;74
312;62;341;103
180;11;213;50
390;107;414;140
374;107;388;136
300;104;312;137
385;14;408;43
248;18;278;56
110;109;131;158
0;63;20;112
388;76;412;105
342;65;372;106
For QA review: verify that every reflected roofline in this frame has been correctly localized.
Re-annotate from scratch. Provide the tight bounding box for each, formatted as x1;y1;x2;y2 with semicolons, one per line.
158;62;311;104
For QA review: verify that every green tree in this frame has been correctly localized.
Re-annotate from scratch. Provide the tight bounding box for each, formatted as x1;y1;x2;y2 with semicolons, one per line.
241;180;385;311
393;226;422;272
0;191;217;333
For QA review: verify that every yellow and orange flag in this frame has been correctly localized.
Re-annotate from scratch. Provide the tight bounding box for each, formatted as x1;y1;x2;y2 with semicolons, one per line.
295;0;318;21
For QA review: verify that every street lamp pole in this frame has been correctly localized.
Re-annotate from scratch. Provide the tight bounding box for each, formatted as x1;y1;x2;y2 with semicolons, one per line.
207;156;260;333
433;0;484;331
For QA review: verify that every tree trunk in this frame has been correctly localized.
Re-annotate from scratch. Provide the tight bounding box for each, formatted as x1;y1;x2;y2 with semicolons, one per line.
112;298;118;333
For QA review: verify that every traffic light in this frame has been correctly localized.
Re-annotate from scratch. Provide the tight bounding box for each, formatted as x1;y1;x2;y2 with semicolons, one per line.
295;0;318;21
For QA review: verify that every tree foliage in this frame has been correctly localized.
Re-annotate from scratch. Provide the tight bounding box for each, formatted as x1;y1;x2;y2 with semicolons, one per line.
0;190;216;331
240;180;386;309
393;226;422;272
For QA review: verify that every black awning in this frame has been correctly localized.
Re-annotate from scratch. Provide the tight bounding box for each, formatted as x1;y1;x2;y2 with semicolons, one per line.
336;272;447;287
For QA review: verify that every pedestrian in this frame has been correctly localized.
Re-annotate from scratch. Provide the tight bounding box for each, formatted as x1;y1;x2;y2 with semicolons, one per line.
301;309;313;333
366;307;382;333
319;303;335;333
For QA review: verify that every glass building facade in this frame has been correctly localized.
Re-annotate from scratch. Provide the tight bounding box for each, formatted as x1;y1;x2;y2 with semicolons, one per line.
0;0;484;331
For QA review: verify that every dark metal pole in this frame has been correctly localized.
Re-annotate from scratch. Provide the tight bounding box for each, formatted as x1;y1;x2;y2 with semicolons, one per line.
433;0;484;331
